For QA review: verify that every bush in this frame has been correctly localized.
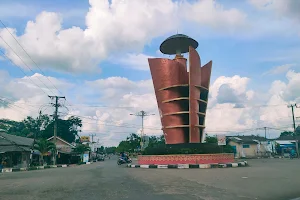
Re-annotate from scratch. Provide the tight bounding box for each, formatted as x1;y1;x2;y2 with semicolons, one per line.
143;143;234;155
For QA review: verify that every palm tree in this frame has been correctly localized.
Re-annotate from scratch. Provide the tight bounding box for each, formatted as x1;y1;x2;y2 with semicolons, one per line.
34;139;56;165
73;144;90;162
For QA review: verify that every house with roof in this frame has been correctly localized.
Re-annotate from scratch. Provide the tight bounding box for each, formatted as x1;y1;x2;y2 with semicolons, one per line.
47;136;78;164
0;130;34;168
227;135;274;158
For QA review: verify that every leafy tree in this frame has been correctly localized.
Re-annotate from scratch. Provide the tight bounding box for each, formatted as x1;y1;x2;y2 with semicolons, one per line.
117;133;141;153
117;134;166;153
73;144;91;162
73;144;91;154
42;116;82;143
116;140;132;153
280;131;294;137
23;112;51;138
105;146;117;154
98;146;105;153
0;119;29;137
1;113;51;138
205;136;218;143
2;114;81;143
34;139;56;165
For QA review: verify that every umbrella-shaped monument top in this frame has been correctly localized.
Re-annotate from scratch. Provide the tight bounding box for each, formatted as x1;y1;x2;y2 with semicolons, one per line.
160;34;198;55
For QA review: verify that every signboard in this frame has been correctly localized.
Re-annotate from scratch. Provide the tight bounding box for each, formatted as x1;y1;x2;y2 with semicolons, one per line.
83;153;89;163
217;134;226;146
80;136;90;143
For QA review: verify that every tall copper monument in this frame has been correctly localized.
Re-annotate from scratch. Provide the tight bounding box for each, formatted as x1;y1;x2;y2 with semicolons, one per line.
148;34;212;144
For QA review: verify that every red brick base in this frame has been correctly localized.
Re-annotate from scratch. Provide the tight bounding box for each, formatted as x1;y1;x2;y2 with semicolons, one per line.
138;154;234;165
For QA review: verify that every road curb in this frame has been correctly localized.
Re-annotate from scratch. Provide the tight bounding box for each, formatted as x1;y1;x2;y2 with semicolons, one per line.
0;164;71;173
127;161;248;169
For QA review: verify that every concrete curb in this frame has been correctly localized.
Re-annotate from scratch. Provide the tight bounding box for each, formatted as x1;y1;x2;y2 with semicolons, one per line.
127;161;248;169
0;164;71;173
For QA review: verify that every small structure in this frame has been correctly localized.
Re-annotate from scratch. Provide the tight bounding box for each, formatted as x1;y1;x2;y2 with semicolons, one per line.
0;131;34;168
273;135;300;157
227;136;272;158
47;136;76;164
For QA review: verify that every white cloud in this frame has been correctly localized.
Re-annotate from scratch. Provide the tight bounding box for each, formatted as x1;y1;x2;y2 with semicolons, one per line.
209;75;251;107
248;0;300;22
2;69;300;145
0;0;248;74
111;53;154;71
263;64;296;75
182;0;247;31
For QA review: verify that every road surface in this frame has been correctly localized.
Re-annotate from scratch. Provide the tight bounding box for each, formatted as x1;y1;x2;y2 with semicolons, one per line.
1;157;300;200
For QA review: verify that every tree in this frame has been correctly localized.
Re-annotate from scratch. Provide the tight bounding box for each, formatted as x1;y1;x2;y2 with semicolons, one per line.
105;147;117;154
98;146;105;153
23;112;51;139
42;116;82;143
116;133;141;153
34;139;56;165
0;119;30;137
2;114;81;143
117;134;166;153
280;131;294;137
116;141;132;153
205;136;218;144
73;144;90;162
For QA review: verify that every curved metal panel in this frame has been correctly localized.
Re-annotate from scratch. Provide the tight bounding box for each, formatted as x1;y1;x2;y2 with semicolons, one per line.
189;47;201;143
148;58;189;144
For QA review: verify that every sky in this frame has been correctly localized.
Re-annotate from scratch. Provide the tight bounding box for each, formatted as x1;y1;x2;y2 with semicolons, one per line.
0;0;300;146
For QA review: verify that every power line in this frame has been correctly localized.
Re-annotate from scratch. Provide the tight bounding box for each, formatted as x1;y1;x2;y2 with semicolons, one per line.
287;103;299;157
0;97;39;113
60;112;161;130
0;20;75;109
0;49;49;95
0;36;57;95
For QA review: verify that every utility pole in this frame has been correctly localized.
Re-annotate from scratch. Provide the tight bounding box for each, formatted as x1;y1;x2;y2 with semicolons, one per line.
288;103;299;158
89;134;96;143
48;95;65;165
89;134;96;152
264;127;267;139
130;110;155;151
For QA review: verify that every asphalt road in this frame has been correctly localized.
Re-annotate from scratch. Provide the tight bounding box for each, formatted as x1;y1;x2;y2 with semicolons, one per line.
0;157;300;200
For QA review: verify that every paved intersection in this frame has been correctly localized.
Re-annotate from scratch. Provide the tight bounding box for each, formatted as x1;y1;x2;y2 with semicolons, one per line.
0;157;299;200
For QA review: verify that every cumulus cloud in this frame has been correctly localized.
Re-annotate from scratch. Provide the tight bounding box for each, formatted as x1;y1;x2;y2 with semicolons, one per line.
182;0;247;30
209;75;251;107
2;69;300;145
0;0;248;73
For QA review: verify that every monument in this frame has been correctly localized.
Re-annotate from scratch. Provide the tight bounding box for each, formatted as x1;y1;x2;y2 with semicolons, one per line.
148;34;212;144
137;34;234;165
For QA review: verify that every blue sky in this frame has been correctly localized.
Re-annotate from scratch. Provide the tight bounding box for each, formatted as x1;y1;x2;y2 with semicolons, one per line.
0;0;300;145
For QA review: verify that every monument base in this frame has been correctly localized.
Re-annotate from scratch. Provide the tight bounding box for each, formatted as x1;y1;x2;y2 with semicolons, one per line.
138;153;234;165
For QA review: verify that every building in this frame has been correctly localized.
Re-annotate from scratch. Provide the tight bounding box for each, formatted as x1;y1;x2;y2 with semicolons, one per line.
227;136;273;158
0;131;34;168
148;34;212;144
47;136;77;164
273;135;300;156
